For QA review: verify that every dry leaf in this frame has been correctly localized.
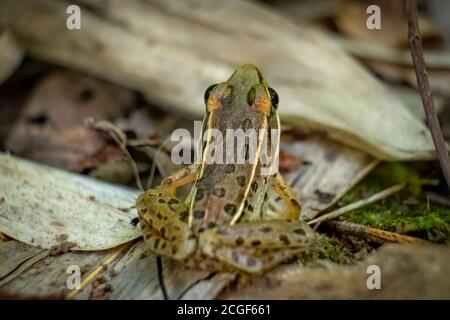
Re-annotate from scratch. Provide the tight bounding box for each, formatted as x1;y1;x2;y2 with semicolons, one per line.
0;153;141;250
5;70;135;169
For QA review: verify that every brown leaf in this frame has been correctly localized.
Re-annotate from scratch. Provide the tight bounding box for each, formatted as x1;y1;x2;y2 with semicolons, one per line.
279;148;302;173
73;145;124;172
5;70;135;169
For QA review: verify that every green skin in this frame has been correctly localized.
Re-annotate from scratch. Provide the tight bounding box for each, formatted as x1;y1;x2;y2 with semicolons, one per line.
136;64;315;274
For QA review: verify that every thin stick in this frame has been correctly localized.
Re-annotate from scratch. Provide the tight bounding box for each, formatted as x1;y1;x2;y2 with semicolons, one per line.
110;134;143;191
326;220;427;244
307;184;405;225
425;191;450;208
66;242;133;300
405;0;450;190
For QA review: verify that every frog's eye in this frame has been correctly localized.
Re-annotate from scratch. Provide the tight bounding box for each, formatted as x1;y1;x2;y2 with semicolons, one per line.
204;84;218;105
268;87;279;109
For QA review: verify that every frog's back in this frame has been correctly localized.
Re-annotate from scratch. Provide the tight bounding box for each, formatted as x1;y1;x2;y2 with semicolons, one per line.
189;64;276;232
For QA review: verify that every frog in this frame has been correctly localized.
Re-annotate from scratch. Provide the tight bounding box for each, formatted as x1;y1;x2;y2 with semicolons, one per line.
136;64;315;274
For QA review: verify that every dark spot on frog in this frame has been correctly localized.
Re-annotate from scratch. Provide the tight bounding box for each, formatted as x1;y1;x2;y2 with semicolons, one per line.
88;195;96;201
179;211;189;222
172;245;178;254
195;189;205;201
160;227;166;238
130;217;139;226
314;189;335;204
251;240;261;246
236;176;246;187
260;226;272;233
251;181;258;192
145;234;152;240
213;187;225;198
224;203;236;216
156;213;163;220
161;243;167;250
247;205;254;212
225;164;236;174
216;228;228;235
231;250;239;263
264;192;269;201
139;207;147;215
279;234;290;244
293;228;306;236
235;237;244;245
188;233;196;240
291;199;301;208
207;222;216;228
158;198;166;204
193;210;205;219
154;238;160;249
168;199;180;205
246;256;257;267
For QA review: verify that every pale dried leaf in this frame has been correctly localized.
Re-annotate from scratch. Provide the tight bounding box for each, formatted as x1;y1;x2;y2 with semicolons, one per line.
0;153;141;250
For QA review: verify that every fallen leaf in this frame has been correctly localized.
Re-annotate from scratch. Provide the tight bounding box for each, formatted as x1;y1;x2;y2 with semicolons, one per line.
5;70;135;169
0;153;141;250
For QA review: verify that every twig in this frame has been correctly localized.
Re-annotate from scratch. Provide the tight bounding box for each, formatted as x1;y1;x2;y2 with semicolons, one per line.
425;191;450;208
85;118;144;191
307;184;405;225
326;220;427;244
405;0;450;191
66;242;134;300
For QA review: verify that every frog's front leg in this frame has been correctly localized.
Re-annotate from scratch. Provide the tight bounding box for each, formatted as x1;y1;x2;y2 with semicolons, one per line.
271;172;302;221
136;189;197;260
198;220;315;274
160;164;199;196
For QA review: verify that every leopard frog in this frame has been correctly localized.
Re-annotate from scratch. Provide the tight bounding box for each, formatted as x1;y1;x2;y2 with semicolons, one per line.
136;64;315;274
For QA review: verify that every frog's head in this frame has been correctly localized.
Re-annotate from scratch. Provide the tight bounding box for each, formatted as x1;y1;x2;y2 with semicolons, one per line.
203;64;279;119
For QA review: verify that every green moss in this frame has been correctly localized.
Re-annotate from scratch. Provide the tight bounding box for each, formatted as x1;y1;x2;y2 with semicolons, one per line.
315;235;355;264
339;163;450;243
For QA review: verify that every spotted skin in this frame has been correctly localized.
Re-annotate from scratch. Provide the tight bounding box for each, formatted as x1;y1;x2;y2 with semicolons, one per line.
137;189;314;274
136;64;314;274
